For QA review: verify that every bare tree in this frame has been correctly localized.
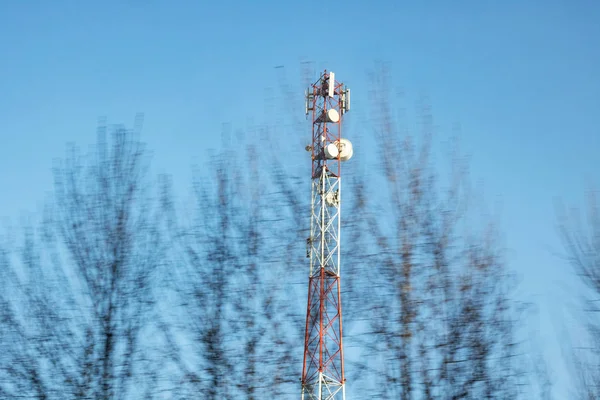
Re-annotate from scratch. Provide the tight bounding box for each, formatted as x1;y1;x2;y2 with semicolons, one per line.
232;144;301;399
174;153;237;399
165;131;304;398
0;222;81;399
51;117;166;399
337;65;523;399
0;117;168;400
557;188;600;399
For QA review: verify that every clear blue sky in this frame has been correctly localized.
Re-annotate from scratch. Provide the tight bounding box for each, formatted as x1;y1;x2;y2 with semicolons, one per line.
1;1;599;397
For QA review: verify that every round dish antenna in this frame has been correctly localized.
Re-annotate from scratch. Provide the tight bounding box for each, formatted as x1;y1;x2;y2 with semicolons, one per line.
324;143;339;159
317;109;340;123
336;138;353;161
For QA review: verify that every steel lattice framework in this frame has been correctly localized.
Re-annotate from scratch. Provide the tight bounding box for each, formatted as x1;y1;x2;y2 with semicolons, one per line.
301;71;351;400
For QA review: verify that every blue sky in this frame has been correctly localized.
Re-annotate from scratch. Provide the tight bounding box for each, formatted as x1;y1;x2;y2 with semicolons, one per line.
1;1;599;397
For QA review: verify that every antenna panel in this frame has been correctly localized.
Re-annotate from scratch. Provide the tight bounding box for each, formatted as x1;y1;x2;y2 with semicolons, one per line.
305;89;308;115
345;88;350;112
328;72;335;97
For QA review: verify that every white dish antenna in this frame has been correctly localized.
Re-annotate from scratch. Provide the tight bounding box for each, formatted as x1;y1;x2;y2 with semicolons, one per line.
335;138;353;161
325;109;339;123
323;138;353;161
325;190;340;207
317;109;340;123
324;143;339;159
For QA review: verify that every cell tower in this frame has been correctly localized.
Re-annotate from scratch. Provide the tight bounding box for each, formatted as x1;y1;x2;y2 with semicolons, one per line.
301;71;352;400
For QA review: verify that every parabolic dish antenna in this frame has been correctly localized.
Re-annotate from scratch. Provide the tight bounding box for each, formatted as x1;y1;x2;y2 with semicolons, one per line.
317;109;340;123
324;143;339;159
336;138;353;161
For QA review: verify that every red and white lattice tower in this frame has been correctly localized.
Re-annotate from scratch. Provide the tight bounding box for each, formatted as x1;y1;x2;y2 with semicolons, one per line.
301;71;352;400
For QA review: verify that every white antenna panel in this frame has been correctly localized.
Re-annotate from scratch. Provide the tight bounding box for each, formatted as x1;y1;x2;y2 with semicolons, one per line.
305;89;309;115
328;72;335;97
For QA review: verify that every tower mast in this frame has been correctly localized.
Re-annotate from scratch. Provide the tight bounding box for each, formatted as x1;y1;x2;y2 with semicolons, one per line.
301;70;352;400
